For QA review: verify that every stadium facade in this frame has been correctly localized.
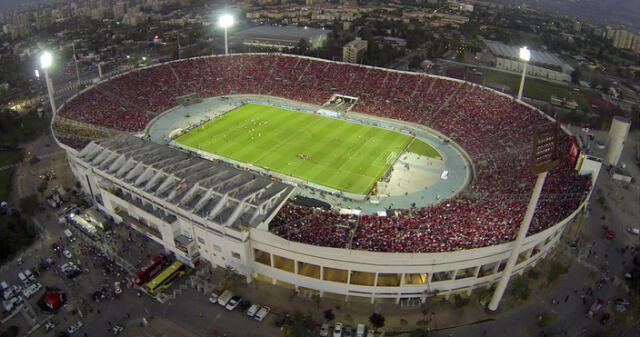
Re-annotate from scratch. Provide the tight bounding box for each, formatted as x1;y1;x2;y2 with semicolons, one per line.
55;53;598;304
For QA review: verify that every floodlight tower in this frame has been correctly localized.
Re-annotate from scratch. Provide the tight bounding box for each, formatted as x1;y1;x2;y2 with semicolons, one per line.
40;51;57;115
219;14;234;55
517;46;531;101
488;123;560;312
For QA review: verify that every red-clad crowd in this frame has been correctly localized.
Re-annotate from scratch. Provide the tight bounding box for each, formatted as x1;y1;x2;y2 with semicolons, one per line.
56;54;592;252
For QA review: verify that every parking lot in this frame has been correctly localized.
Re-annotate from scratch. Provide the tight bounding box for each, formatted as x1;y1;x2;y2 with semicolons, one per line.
1;198;291;337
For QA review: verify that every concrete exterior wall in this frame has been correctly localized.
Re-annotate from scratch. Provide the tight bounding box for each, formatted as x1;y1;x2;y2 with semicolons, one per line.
605;116;631;166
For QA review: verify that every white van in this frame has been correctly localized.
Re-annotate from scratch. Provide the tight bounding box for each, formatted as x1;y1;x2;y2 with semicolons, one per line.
18;272;29;285
246;303;260;317
64;229;75;242
356;324;366;337
217;290;233;307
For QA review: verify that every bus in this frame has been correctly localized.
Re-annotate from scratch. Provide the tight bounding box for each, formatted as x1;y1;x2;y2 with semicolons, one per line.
130;253;167;286
143;261;185;295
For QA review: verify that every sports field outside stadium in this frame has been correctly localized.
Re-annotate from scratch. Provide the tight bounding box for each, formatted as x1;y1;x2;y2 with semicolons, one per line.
176;104;441;194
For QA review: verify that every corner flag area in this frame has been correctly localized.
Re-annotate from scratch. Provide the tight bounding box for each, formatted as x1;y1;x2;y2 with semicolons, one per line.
175;104;439;194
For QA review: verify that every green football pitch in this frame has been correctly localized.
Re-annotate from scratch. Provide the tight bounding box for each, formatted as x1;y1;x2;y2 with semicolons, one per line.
175;104;437;194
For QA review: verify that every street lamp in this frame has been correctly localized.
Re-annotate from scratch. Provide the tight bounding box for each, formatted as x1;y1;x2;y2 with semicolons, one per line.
517;46;530;101
40;51;57;115
219;14;234;55
488;124;560;312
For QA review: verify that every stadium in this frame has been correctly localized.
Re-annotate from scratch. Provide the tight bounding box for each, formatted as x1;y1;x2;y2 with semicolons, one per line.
52;53;596;304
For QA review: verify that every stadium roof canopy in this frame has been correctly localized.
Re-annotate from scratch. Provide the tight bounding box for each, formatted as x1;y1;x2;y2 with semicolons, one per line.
77;135;294;229
485;40;567;68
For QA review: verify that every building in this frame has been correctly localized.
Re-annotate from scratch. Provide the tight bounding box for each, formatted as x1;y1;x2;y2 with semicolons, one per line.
69;135;294;274
604;116;631;167
484;40;574;82
342;37;368;63
607;29;640;53
234;25;330;50
113;1;128;19
56;54;594;304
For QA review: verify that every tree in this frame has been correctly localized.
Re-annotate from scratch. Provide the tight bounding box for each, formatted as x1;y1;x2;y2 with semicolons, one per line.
409;55;423;70
571;68;582;85
546;262;569;285
323;309;335;321
281;312;316;337
19;195;38;216
369;313;385;329
0;325;19;337
219;265;245;292
536;311;555;328
510;276;530;301
294;38;311;56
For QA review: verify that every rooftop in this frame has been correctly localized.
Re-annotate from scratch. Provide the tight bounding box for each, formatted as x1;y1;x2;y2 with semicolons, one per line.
485;40;567;68
77;135;294;229
234;25;330;42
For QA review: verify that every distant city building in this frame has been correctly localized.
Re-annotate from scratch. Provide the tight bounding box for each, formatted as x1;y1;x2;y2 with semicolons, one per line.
342;37;368;63
113;1;128;19
35;13;52;30
484;40;574;82
91;7;108;20
607;29;640;53
234;25;330;51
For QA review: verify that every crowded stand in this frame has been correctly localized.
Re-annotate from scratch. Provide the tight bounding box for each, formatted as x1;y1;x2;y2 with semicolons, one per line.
54;53;592;253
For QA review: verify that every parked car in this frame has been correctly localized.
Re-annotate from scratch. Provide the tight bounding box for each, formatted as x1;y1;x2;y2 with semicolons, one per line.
18;271;29;285
44;322;56;331
208;287;224;304
112;325;124;335
246;304;260;317
113;282;123;295
22;283;42;299
627;227;640;235
586;299;605;319
217;290;233;307
343;325;353;337
254;305;271;322
320;323;330;337
23;270;35;282
356;324;366;337
604;230;616;240
225;295;241;311
333;322;343;337
66;321;83;334
275;313;292;328
2;296;22;312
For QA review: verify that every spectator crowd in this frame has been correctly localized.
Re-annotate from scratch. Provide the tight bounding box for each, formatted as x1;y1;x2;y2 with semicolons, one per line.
55;53;592;252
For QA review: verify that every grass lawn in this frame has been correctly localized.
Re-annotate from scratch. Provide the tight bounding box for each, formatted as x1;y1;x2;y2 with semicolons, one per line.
0;151;23;201
482;70;589;112
176;104;419;194
407;139;442;159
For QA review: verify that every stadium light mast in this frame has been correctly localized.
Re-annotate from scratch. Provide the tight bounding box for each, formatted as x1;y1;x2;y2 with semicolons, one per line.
219;14;234;55
488;123;560;312
40;51;57;115
517;46;531;101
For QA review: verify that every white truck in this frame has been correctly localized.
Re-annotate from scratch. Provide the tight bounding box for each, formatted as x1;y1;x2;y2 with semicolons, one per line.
217;290;233;307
